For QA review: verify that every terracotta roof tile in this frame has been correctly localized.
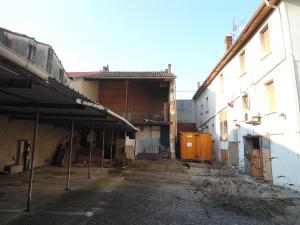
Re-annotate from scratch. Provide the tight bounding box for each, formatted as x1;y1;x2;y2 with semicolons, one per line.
86;71;175;80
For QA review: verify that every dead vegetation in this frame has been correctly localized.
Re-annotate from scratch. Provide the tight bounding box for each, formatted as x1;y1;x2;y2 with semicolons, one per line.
191;164;295;223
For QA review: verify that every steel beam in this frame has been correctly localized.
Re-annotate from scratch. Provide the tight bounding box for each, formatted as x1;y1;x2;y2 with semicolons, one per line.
88;125;93;179
102;129;105;171
66;117;74;190
26;107;39;212
110;130;114;167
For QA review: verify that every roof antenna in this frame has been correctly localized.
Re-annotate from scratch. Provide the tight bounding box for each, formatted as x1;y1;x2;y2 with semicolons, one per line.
231;18;245;41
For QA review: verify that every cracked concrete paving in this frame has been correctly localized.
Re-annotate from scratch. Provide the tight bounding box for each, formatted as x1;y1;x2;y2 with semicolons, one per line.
0;160;299;225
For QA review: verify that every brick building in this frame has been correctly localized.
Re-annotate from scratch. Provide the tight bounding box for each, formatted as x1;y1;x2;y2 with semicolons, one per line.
68;65;177;159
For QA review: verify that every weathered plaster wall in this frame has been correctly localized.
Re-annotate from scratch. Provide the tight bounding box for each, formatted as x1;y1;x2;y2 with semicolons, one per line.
135;126;160;155
0;28;69;85
70;79;99;102
0;115;72;170
177;100;195;123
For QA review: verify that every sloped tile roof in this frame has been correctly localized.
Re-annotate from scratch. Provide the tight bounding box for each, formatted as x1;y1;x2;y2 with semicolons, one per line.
88;71;175;80
68;71;175;80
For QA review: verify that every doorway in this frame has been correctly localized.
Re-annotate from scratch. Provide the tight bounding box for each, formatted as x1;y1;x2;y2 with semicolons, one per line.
16;140;29;171
243;135;272;181
229;142;238;166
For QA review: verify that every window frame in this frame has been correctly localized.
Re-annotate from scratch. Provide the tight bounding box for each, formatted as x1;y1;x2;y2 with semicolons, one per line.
260;24;271;57
264;80;276;113
239;50;246;76
220;74;224;93
219;110;228;141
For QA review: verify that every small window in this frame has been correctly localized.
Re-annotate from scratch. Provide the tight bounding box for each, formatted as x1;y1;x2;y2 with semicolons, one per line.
219;110;228;141
59;69;64;82
239;50;246;75
260;25;271;55
265;80;276;113
27;44;36;62
220;74;224;92
242;95;249;112
46;48;54;73
205;97;209;113
200;104;204;115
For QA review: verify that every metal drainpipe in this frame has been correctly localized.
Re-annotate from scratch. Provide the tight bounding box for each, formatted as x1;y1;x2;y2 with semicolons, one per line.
66;117;74;190
125;81;128;119
102;129;105;171
26;107;39;212
110;130;114;167
124;131;127;160
88;125;93;179
134;134;137;160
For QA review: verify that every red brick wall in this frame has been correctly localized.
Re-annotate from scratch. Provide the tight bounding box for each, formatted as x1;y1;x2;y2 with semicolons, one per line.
98;80;169;123
177;123;196;132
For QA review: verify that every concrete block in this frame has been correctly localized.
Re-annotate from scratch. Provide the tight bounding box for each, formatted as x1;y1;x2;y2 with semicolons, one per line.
4;164;23;174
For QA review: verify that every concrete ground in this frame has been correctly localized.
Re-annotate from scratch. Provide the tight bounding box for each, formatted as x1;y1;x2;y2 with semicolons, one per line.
0;161;299;225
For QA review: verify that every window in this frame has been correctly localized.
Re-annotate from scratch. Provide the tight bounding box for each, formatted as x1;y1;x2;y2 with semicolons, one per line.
260;25;271;55
219;110;228;141
59;69;64;82
200;104;204;115
27;44;36;62
242;95;249;112
265;80;276;113
46;48;53;73
220;74;224;92
205;97;209;113
239;50;246;75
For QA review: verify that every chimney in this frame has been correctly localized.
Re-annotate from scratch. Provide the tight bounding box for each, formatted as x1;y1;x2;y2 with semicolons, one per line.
103;65;109;71
197;82;200;88
167;64;172;73
224;36;233;52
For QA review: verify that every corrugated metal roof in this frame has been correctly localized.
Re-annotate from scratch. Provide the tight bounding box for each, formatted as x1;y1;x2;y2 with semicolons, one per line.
0;43;139;132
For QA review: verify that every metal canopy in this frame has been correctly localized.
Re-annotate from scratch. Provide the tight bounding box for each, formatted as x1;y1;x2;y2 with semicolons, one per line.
0;44;138;132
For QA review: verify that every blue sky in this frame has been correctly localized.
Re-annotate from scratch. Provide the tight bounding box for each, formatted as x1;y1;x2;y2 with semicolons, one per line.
0;0;261;99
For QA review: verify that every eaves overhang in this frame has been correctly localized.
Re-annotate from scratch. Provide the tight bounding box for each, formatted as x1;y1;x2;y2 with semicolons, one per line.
193;0;280;100
0;43;139;132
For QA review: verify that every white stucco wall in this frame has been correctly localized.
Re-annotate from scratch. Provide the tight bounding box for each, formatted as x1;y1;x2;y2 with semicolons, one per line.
194;1;300;191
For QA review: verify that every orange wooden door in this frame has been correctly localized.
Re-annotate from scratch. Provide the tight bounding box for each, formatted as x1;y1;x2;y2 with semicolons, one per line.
195;133;212;161
250;149;264;179
180;132;196;160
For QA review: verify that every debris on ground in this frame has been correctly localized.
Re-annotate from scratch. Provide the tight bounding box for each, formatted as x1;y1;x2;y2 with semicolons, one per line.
189;163;298;223
182;162;190;169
